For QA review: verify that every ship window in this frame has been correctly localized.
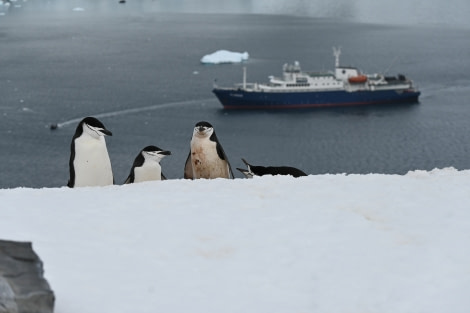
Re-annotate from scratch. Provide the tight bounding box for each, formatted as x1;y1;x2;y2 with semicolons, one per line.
342;70;346;74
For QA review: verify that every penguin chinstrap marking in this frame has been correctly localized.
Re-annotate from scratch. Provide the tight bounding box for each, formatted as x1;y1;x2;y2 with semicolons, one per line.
67;117;114;188
237;158;307;178
124;145;171;184
184;121;234;179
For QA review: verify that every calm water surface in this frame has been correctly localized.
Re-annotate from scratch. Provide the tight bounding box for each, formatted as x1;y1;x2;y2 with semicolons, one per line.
1;1;470;188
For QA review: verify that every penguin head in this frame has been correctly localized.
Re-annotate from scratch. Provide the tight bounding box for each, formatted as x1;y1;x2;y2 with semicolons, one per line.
80;117;112;139
141;145;171;162
193;121;214;139
237;167;254;178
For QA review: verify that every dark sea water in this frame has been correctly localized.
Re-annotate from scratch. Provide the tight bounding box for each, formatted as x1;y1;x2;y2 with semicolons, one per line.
1;0;470;188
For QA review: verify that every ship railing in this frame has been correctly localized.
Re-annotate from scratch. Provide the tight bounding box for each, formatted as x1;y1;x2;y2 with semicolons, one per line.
234;83;258;90
256;85;343;92
306;72;335;78
269;76;286;83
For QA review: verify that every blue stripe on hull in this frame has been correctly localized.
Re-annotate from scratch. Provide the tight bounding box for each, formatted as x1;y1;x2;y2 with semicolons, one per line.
213;89;421;109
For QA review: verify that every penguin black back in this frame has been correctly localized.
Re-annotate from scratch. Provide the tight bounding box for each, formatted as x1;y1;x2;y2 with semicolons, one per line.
125;149;146;184
237;158;307;178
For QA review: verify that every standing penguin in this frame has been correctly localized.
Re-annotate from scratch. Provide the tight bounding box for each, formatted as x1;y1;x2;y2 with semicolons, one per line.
237;158;307;178
124;145;171;184
184;121;234;179
67;117;114;188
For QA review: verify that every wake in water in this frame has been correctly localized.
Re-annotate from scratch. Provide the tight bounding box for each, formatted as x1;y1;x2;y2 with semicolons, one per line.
49;98;214;130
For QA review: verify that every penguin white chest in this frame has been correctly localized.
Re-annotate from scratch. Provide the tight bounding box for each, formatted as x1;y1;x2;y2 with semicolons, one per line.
73;136;113;187
133;162;162;182
190;138;229;179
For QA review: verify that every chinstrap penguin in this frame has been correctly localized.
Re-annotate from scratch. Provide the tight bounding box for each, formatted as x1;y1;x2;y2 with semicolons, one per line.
68;117;114;188
184;121;234;179
237;158;307;178
124;145;171;184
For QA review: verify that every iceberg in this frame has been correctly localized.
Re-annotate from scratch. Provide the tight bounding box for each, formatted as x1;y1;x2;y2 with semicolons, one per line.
201;49;249;64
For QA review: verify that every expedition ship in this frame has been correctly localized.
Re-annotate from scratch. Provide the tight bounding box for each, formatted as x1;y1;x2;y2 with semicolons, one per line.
212;48;420;109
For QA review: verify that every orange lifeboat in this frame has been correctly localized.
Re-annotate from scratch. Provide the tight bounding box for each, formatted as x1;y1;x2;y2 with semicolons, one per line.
348;75;368;84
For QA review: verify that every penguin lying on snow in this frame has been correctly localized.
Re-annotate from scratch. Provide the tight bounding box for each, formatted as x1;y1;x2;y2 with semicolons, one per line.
237;158;307;178
124;145;171;184
68;117;114;188
184;121;234;179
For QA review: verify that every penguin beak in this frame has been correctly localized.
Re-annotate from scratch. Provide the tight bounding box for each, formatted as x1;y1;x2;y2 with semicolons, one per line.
237;167;254;179
147;150;171;158
159;150;171;156
198;126;205;132
99;128;113;136
87;124;113;137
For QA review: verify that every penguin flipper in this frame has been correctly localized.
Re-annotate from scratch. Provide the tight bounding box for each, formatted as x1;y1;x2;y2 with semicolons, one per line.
215;142;234;179
124;168;135;184
227;161;235;179
68;140;76;188
215;141;227;161
161;173;167;180
184;150;193;179
241;158;250;167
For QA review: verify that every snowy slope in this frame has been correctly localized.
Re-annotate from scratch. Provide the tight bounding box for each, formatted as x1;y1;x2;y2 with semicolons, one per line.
1;169;470;313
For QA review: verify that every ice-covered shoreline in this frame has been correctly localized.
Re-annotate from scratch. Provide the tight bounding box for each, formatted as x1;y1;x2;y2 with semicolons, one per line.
1;168;469;313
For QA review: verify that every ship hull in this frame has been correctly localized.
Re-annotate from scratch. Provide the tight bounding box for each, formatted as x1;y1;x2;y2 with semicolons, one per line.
213;88;421;109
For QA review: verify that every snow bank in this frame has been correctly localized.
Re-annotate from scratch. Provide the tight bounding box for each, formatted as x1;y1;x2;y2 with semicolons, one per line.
1;169;470;313
201;49;249;64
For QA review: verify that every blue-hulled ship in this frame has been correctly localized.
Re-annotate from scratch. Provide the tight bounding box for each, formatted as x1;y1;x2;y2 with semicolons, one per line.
212;48;420;109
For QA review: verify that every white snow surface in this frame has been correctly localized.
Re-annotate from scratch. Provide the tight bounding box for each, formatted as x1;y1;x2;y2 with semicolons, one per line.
1;168;470;313
201;49;249;64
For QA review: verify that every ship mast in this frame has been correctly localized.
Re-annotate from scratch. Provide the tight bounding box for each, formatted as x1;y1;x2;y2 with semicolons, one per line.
243;66;246;89
333;46;341;68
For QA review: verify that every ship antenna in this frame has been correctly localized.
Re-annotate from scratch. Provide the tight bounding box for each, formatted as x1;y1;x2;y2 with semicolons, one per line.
383;56;399;75
333;46;341;68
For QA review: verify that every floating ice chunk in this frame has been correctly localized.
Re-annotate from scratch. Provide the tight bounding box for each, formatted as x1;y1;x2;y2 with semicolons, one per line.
201;50;249;64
